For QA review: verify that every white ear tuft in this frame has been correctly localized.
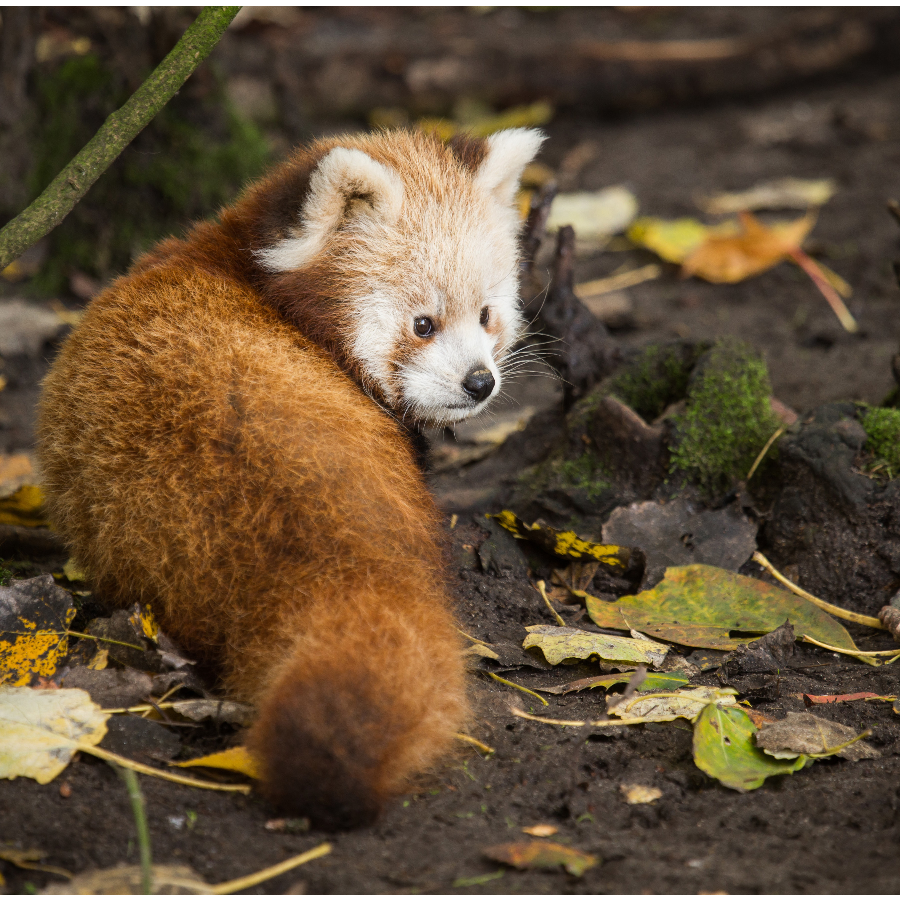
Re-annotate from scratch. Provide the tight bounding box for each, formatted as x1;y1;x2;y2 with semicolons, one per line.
475;128;545;206
258;147;404;273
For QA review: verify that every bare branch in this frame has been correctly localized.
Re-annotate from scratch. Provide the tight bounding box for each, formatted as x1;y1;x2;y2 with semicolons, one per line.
0;6;241;272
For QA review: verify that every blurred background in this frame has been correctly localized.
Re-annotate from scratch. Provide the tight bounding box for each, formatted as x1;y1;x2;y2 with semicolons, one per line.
3;5;900;453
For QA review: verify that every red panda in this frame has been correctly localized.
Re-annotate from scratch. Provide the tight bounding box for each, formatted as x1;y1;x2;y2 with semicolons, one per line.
36;127;543;829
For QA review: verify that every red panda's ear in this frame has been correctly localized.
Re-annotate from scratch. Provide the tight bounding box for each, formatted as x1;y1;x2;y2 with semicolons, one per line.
258;148;404;273
475;128;545;207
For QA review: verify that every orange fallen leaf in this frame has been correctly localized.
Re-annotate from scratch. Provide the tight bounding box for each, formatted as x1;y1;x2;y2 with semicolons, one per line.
681;211;815;283
803;691;893;706
484;841;597;877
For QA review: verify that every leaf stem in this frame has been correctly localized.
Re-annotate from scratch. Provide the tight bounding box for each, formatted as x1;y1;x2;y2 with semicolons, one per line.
207;843;331;895
752;551;885;629
489;672;549;706
535;580;566;627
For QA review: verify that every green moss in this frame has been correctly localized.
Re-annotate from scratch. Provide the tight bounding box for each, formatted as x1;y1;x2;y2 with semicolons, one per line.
860;405;900;478
606;342;706;422
27;54;271;292
523;451;612;502
0;563;11;587
669;340;779;496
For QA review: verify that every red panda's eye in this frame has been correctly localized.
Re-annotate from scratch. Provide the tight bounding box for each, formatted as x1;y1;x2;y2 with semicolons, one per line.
479;307;489;327
414;316;434;337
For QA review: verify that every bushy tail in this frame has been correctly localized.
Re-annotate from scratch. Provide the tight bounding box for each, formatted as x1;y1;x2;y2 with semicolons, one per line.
245;596;468;830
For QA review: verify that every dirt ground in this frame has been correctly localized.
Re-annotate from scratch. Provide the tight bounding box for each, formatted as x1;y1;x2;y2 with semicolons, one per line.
3;8;900;896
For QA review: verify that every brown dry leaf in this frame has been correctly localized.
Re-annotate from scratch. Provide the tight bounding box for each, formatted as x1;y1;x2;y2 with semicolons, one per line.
755;712;880;761
484;841;597;877
681;211;815;283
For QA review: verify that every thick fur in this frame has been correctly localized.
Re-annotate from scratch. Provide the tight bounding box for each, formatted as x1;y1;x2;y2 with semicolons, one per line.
37;128;542;829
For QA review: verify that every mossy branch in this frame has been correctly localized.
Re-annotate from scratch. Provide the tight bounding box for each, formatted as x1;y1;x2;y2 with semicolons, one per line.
0;6;241;272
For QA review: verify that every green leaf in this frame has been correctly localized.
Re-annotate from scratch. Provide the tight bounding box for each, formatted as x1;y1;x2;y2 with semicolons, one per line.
693;702;808;791
523;625;668;667
584;564;868;661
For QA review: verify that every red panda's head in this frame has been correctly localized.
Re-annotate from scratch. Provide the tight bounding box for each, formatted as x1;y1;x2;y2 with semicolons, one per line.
252;128;544;426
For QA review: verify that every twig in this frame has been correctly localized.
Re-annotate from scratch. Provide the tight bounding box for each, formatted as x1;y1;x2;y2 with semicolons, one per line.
489;672;549;706
78;744;251;793
535;580;566;627
455;733;496;755
752;551;885;629
0;7;241;271
113;765;152;894
747;426;786;480
575;264;661;299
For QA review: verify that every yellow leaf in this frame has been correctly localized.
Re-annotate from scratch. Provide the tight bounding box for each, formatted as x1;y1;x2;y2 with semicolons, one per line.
681;211;816;283
523;624;669;667
0;686;109;784
62;558;87;582
547;187;639;241
127;603;159;643
87;647;108;670
627;216;726;263
173;745;260;780
700;177;836;216
0;483;48;528
620;783;663;805
490;510;631;570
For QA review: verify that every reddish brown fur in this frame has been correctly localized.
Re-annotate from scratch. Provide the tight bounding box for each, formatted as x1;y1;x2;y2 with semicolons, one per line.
36;132;482;829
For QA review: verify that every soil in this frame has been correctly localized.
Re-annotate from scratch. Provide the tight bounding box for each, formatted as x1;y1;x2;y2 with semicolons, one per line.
3;8;900;896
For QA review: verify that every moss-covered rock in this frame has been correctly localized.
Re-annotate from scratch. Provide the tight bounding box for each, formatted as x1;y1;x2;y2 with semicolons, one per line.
860;405;900;477
669;339;779;496
606;341;708;423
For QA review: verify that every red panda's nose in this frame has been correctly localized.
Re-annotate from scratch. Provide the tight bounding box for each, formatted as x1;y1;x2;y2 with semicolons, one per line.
462;367;495;403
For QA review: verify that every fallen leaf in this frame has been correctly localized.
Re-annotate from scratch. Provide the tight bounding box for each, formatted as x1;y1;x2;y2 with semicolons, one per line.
542;670;690;695
681;211;815;283
484;841;597;877
627;216;728;263
755;712;879;761
693;702;808;791
719;621;795;677
521;824;558;837
61;558;87;582
0;575;75;686
42;842;331;895
127;603;159;644
491;510;631;570
173;745;260;780
0;483;48;528
803;692;890;705
584;564;867;659
699;177;836;215
167;699;255;728
610;685;738;722
0;686;109;784
417;100;554;142
602;499;757;589
620;783;663;804
547;187;639;241
523;625;669;667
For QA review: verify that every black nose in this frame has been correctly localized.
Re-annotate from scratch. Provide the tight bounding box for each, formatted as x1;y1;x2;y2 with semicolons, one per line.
462;367;495;403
